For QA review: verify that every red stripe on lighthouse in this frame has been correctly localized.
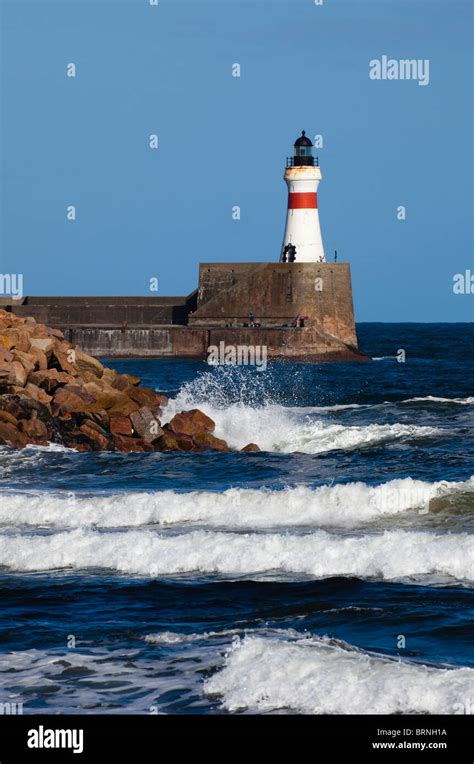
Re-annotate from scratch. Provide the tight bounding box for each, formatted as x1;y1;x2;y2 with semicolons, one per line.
288;192;318;209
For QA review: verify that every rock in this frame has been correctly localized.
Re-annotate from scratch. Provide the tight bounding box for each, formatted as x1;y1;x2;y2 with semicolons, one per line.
75;350;104;379
113;434;151;452
51;348;79;376
52;385;97;415
129;407;163;443
12;350;37;373
0;310;250;454
19;418;49;440
101;368;117;385
0;410;19;426
21;383;52;407
128;386;167;413
0;349;14;364
241;443;260;452
168;409;215;437
111;375;133;392
30;337;55;355
0;421;27;449
28;369;76;394
82;409;110;430
154;429;196;452
110;415;134;436
29;346;48;371
0;329;31;352
79;423;110;450
0;361;28;387
48;328;64;339
60;430;95;452
82;382;139;415
124;374;140;386
0;335;15;351
193;432;230;451
107;397;140;417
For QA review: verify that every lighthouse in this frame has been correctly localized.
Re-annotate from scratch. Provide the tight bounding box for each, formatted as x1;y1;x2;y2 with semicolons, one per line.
280;131;326;264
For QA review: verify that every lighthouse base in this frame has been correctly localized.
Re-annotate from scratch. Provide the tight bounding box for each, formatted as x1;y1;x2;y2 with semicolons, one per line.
190;262;359;348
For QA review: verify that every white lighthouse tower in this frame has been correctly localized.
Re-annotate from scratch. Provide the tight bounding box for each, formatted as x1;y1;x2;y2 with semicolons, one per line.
280;131;326;263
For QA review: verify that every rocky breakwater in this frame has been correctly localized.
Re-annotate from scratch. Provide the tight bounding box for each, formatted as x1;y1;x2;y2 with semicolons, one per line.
0;310;259;453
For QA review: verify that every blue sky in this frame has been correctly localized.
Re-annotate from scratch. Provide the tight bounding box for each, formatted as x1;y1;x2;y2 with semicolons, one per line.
1;0;472;321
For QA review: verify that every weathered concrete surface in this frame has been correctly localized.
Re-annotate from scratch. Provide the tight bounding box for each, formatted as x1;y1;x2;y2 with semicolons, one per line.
191;262;357;347
10;294;198;327
58;326;366;361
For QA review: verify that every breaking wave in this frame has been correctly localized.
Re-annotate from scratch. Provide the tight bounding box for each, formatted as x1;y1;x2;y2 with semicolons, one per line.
0;527;471;584
163;399;443;453
1;477;472;530
205;634;474;714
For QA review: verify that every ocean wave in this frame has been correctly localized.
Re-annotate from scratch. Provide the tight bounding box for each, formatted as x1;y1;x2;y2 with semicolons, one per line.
162;397;443;453
1;477;472;530
205;634;474;714
401;396;474;406
0;527;471;584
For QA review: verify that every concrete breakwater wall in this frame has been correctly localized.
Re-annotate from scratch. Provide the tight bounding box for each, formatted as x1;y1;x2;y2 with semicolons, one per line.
62;325;367;361
4;262;367;360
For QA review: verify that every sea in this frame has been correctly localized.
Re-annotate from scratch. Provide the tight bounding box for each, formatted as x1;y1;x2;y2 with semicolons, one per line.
0;323;472;715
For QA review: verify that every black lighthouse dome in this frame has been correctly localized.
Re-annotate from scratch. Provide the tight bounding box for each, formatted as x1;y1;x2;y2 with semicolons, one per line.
289;130;315;167
294;130;313;148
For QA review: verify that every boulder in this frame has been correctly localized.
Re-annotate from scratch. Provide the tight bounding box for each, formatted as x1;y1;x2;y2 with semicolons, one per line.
0;335;15;351
0;349;14;364
113;434;151;452
0;361;28;387
23;383;53;407
101;368;117;385
0;421;27;449
12;350;37;373
0;410;18;426
130;407;163;443
28;369;76;394
241;443;260;452
128;386;168;413
53;385;97;415
111;375;132;392
60;430;95;452
107;396;140;417
29;346;48;371
75;350;104;379
110;415;134;436
19;418;49;440
124;374;140;386
154;429;196;452
79;423;110;451
51;348;79;376
193;432;230;452
168;409;215;437
30;337;55;355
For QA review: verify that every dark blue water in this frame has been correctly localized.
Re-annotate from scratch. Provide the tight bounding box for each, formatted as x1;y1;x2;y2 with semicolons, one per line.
0;324;472;714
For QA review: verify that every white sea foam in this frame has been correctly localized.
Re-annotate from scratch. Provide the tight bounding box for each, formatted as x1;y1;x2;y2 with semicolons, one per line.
402;396;474;406
0;527;471;583
162;396;443;452
1;477;471;530
205;634;474;714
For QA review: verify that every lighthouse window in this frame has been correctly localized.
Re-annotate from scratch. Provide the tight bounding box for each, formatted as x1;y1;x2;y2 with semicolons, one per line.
300;148;306;156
